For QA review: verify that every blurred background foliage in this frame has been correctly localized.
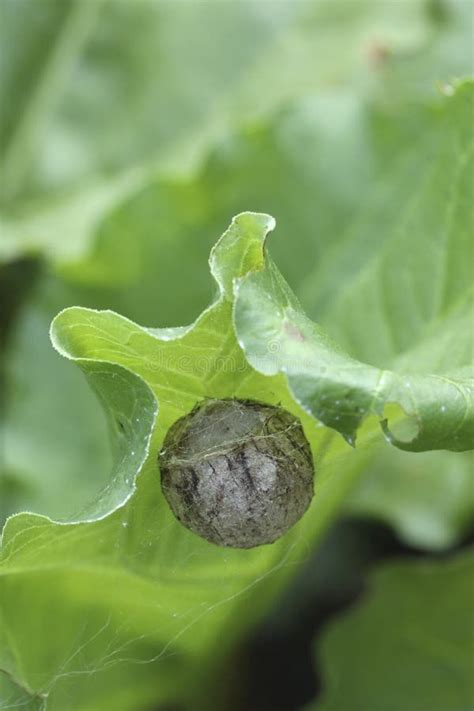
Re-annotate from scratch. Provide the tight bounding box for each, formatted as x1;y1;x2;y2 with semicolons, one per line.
0;1;473;709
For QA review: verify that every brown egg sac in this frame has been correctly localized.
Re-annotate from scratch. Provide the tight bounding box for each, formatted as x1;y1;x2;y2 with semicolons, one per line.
158;398;314;548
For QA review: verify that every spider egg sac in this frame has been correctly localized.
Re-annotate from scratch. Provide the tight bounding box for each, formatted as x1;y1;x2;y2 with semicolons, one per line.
158;398;314;548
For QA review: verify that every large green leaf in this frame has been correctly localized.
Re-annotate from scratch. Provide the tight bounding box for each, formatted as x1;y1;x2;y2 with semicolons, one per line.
1;211;472;709
0;214;366;710
309;550;474;711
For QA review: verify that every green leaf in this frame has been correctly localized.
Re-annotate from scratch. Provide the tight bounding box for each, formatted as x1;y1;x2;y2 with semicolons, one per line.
234;237;473;451
0;214;362;710
1;210;471;708
309;551;474;711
